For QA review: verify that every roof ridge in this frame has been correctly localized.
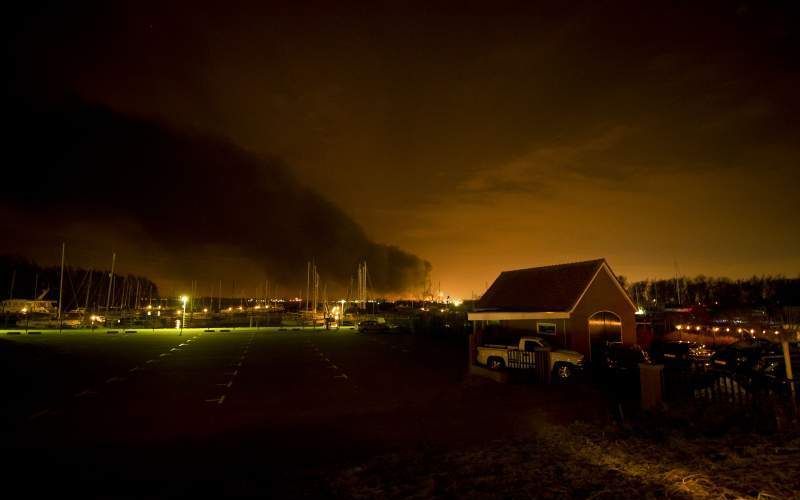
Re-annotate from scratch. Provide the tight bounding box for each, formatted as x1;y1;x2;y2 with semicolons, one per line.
502;258;605;274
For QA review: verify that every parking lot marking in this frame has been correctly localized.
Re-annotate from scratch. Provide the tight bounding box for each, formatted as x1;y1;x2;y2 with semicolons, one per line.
129;366;140;372
333;373;349;380
29;409;50;420
327;365;338;370
145;359;157;364
205;395;226;405
159;353;170;357
225;369;239;376
217;380;234;388
105;376;126;384
75;389;96;397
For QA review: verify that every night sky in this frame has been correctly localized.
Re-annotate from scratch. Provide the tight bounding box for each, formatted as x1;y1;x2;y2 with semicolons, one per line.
4;1;800;298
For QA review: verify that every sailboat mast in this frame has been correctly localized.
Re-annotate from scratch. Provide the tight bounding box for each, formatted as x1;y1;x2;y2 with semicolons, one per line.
85;268;92;310
57;242;65;323
305;262;310;312
105;252;116;311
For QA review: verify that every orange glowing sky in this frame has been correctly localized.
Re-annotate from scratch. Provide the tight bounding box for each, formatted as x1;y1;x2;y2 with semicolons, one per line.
6;1;800;298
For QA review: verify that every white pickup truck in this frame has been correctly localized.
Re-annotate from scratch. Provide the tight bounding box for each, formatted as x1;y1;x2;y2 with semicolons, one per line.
477;336;584;381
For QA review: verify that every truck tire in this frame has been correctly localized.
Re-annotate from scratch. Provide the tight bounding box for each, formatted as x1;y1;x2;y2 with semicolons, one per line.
552;362;572;382
487;357;505;370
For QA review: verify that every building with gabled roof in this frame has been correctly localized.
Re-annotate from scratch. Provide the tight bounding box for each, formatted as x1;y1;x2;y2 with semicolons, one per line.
468;259;637;361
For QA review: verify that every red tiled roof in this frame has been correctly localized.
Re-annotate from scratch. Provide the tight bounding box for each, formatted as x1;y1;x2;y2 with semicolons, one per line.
476;259;606;312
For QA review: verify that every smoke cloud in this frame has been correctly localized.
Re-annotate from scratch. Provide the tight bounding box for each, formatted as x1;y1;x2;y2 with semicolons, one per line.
1;98;431;297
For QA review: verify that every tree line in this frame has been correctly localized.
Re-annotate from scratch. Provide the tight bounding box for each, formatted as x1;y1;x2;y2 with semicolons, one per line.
623;275;800;310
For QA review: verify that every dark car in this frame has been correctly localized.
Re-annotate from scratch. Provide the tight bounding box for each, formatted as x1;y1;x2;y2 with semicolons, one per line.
708;339;778;375
600;342;651;375
751;346;800;387
649;340;713;367
357;320;387;334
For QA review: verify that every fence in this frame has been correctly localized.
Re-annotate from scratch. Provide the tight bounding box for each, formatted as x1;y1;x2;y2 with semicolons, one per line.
507;349;552;383
662;366;799;427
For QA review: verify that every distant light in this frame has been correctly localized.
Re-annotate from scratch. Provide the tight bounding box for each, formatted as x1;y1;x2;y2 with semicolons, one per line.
635;307;646;316
725;328;730;332
712;327;720;332
181;295;188;306
695;326;701;331
203;308;208;313
676;325;683;330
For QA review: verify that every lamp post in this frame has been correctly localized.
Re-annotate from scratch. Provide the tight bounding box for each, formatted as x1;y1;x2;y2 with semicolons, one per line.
180;295;188;336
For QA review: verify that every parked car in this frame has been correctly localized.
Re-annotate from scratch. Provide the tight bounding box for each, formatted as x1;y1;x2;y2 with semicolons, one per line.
751;345;800;387
357;319;387;334
708;339;777;376
476;336;584;381
649;340;713;367
600;342;651;376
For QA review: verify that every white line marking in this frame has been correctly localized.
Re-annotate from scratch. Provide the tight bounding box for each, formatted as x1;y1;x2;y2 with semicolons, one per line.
159;353;170;357
333;373;349;380
29;409;50;420
75;389;96;397
145;359;157;364
327;365;339;370
205;395;226;404
216;380;234;388
129;366;140;372
105;376;126;384
225;369;239;376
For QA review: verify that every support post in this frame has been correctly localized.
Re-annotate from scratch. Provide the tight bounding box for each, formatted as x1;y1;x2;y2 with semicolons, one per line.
640;363;664;411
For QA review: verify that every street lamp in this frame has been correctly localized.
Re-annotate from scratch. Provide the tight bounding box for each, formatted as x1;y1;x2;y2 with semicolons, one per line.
180;295;188;336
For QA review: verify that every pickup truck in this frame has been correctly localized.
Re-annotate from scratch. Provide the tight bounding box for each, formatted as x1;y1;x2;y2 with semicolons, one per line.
477;336;584;381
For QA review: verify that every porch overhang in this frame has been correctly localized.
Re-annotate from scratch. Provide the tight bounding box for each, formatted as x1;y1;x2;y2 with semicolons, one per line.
467;311;571;321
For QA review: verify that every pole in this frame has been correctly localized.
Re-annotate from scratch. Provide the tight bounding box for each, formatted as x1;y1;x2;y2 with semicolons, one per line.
84;268;92;310
57;242;65;333
306;261;311;313
106;252;116;312
180;300;186;336
134;279;140;314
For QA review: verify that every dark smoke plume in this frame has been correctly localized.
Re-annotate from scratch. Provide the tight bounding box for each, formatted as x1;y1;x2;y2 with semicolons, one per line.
1;98;431;296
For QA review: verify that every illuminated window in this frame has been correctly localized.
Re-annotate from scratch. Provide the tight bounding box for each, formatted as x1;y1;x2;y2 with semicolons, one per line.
537;322;557;335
